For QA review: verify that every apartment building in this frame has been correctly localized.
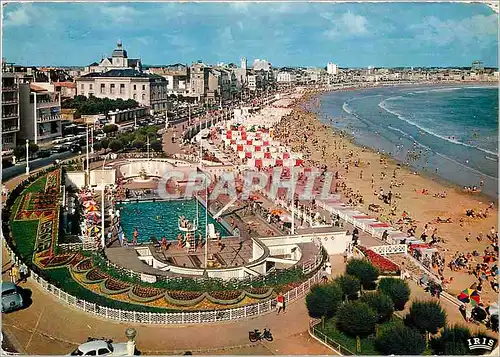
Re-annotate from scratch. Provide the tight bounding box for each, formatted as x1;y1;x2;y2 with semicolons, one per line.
75;69;170;112
18;83;62;144
276;71;296;84
2;68;20;151
146;65;189;96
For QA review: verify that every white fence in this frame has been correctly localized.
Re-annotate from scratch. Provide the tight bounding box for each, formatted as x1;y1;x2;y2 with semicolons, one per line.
3;240;323;325
370;244;408;256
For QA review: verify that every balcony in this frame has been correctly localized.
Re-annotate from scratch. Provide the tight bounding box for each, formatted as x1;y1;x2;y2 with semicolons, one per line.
2;126;19;134
2;99;18;105
35;93;60;108
2;112;18;119
37;114;61;123
2;85;18;92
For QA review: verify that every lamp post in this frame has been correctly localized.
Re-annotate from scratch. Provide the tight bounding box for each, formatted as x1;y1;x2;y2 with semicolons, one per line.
25;139;30;175
86;123;90;184
101;153;110;249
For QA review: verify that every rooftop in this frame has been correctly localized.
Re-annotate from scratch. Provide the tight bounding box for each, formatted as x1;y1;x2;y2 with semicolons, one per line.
79;69;165;81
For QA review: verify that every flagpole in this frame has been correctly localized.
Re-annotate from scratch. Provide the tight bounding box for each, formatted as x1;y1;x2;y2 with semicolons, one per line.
204;175;208;269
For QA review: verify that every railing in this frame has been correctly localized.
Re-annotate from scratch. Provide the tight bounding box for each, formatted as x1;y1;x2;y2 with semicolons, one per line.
3;236;321;324
37;114;61;123
370;244;407;256
2;126;19;134
59;242;96;252
2;85;18;91
2;112;18;119
309;320;355;355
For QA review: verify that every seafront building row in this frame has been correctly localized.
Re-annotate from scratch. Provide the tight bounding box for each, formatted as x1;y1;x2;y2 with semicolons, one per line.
3;40;498;157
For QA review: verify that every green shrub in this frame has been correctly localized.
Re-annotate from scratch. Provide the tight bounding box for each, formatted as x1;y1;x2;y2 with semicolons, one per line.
377;277;411;310
431;325;491;355
346;258;379;290
405;300;447;335
375;325;426;355
306;282;343;319
360;291;394;323
336;301;377;338
334;274;361;301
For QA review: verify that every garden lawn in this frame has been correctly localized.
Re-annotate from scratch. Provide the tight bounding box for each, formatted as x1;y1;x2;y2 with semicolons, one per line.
317;316;404;355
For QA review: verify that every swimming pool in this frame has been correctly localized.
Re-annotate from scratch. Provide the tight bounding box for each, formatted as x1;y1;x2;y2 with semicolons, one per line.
116;199;231;244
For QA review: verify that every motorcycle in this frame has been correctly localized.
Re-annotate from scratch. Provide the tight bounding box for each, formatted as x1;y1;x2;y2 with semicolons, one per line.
248;328;273;342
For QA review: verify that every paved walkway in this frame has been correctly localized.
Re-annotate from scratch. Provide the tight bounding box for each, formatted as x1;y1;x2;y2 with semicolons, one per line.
1;247;338;355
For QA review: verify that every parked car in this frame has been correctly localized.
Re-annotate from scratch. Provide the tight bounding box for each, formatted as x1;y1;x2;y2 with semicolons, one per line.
37;149;51;158
70;144;81;153
1;282;23;313
69;340;129;356
50;145;63;155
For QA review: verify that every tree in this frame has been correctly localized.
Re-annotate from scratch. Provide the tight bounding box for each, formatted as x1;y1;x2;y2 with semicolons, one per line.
334;274;361;301
405;300;446;335
346;258;379;290
360;292;394;323
100;138;110;151
133;139;145;150
103;124;118;135
306;283;343;327
377;278;411;311
13;145;26;159
93;141;102;152
150;140;163;152
336;301;377;338
430;325;473;355
375;325;426;355
28;142;39;157
108;140;123;153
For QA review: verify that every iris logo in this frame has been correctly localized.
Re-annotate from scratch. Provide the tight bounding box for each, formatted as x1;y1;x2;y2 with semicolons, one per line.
467;337;497;352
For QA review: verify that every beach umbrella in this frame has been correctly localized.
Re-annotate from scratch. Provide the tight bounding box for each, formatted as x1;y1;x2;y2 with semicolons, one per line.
458;288;481;306
87;226;101;234
83;200;97;207
487;302;499;316
86;205;99;212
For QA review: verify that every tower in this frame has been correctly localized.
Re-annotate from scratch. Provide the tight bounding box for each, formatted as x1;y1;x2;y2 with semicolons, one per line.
241;57;247;70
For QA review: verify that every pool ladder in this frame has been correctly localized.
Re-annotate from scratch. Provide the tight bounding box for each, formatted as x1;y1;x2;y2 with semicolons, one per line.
186;231;197;253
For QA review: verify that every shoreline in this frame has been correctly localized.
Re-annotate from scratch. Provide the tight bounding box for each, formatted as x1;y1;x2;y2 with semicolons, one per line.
274;87;498;303
307;82;498;202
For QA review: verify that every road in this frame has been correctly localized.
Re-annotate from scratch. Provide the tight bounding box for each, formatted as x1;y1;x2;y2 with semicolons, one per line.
2;151;79;183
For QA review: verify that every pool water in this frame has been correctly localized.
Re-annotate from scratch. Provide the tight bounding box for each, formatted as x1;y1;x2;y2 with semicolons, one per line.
116;200;230;243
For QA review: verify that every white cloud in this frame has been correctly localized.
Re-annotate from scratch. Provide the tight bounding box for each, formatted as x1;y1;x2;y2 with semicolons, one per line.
4;4;31;26
409;14;498;47
99;5;142;24
323;11;369;39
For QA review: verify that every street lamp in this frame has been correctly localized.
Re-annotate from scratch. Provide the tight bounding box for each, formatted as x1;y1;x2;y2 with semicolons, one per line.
25;139;30;175
101;153;110;249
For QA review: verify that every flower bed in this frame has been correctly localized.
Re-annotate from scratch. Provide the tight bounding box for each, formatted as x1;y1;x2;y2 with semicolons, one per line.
245;287;274;299
358;246;400;275
206;290;246;305
100;279;131;295
84;269;108;283
45;253;79;269
74;258;93;273
128;286;165;303
165;291;206;307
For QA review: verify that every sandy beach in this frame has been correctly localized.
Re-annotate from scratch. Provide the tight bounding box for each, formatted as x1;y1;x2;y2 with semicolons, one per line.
272;89;498;304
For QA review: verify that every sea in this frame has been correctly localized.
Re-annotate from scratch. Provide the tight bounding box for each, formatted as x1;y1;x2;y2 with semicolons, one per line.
314;84;499;199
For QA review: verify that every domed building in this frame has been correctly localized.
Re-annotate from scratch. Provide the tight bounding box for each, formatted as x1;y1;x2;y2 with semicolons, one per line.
84;41;142;74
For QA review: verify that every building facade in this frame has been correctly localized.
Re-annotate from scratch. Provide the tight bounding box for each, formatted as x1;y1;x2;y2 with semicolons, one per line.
19;83;62;144
327;63;338;75
2;69;20;151
84;41;141;74
75;69;170;112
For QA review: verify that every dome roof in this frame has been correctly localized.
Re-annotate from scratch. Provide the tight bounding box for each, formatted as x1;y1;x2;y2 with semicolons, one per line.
112;40;127;58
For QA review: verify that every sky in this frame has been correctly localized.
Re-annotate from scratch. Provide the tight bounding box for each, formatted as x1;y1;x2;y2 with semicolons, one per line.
2;2;498;68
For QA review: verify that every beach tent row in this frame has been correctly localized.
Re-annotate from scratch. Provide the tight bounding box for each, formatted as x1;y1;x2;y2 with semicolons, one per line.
315;199;410;244
246;158;304;167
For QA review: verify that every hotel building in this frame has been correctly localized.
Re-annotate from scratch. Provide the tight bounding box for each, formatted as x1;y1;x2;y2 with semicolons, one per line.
2;67;20;151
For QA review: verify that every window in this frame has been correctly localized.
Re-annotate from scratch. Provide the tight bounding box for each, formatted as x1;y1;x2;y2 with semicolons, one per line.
80;84;84;90
84;351;96;356
89;84;93;91
142;85;146;90
110;84;115;94
133;85;136;90
100;84;105;94
133;94;136;100
141;93;145;100
120;83;125;94
97;348;110;355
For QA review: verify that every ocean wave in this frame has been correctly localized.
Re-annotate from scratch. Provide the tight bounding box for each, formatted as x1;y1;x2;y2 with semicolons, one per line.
413;87;462;94
378;99;499;157
342;102;354;115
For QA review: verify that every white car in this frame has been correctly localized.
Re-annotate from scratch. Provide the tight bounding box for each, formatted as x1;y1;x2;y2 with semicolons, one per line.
69;340;129;356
